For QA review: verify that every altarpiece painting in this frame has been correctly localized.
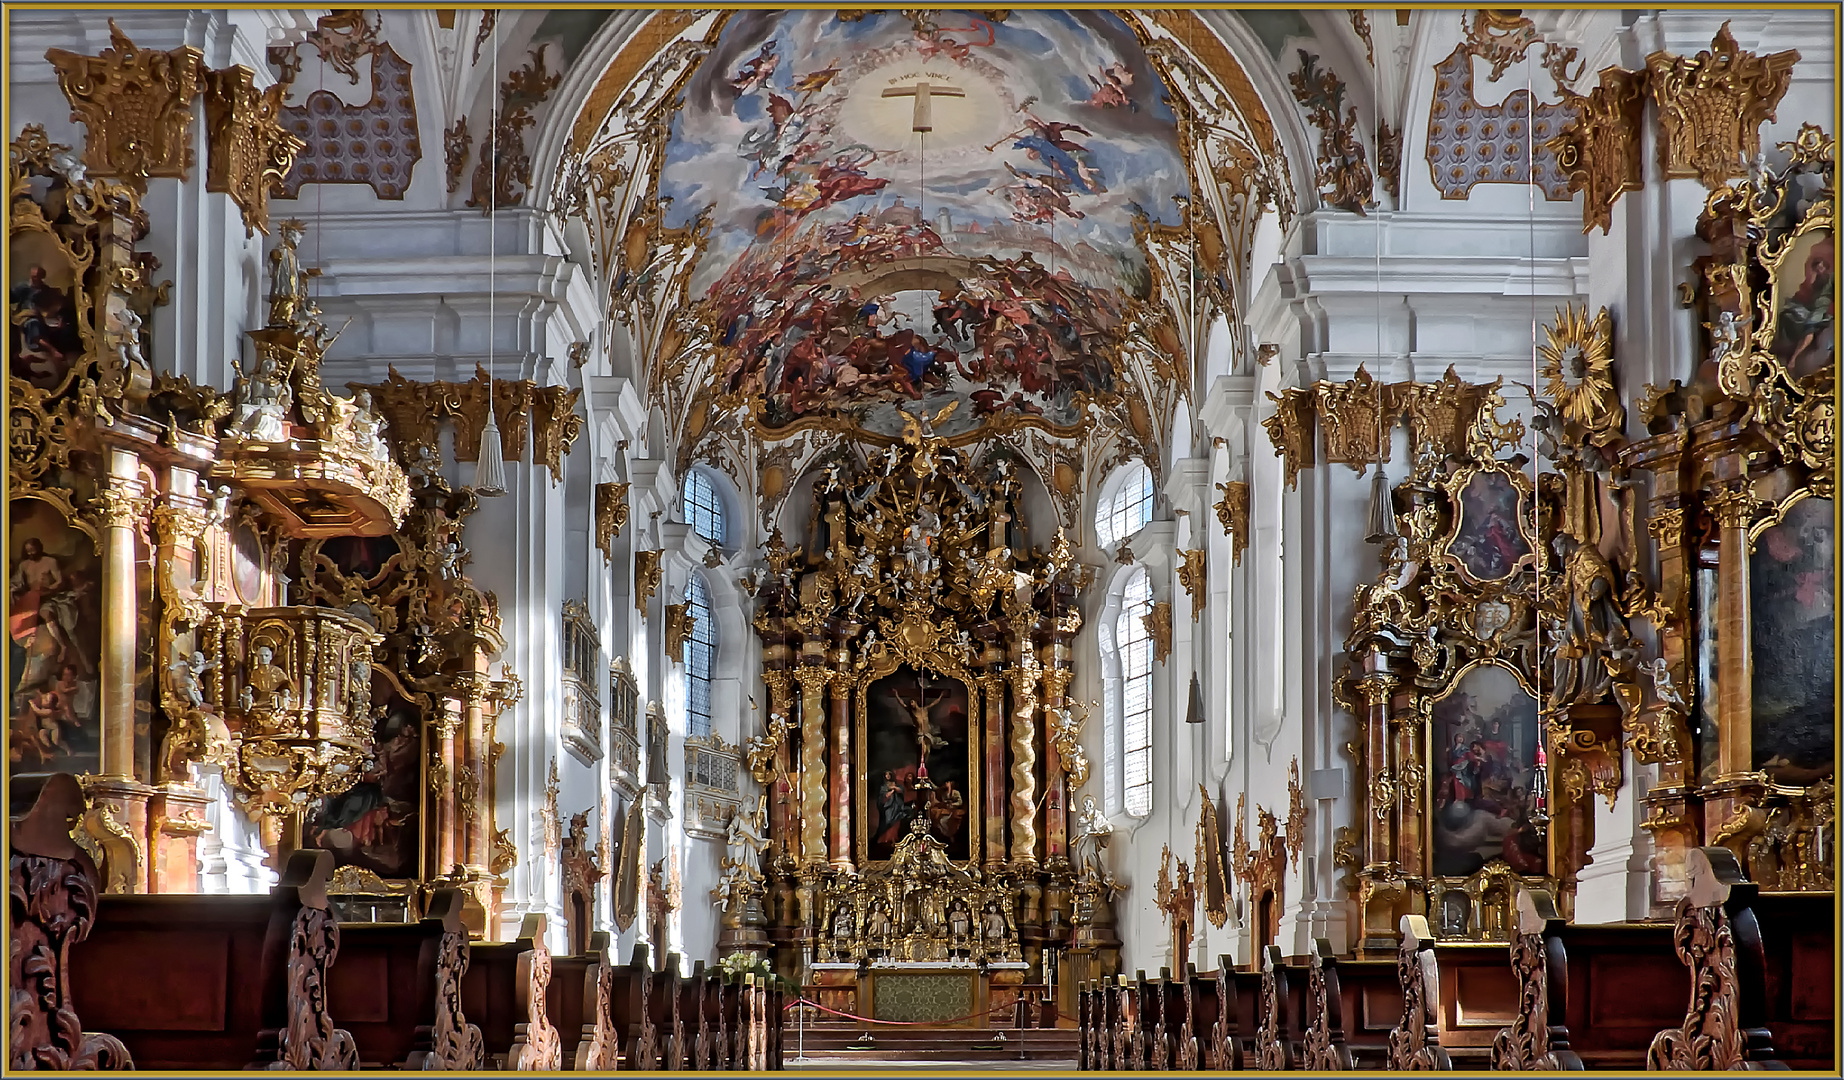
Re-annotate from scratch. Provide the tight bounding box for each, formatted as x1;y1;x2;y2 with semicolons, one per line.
861;667;973;862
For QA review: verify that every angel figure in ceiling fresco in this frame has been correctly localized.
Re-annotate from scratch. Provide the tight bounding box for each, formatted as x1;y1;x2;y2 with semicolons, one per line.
911;13;996;61
729;39;778;96
1087;61;1137;110
1008;110;1107;195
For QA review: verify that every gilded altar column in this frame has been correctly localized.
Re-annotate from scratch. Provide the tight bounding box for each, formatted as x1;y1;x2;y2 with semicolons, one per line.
829;644;854;871
1711;482;1756;777
1008;646;1041;870
97;447;148;782
763;669;796;859
1040;640;1072;864
794;662;831;868
981;662;1008;871
432;702;461;874
1707;481;1762;847
461;672;494;869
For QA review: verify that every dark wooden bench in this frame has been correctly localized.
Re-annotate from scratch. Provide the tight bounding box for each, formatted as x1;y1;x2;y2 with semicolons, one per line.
1753;892;1834;1071
329;887;483;1069
460;912;558;1069
69;847;355;1070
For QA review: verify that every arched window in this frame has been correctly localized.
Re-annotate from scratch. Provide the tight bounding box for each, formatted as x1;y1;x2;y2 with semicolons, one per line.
1115;568;1154;817
682;468;726;547
685;571;717;737
1095;461;1154;550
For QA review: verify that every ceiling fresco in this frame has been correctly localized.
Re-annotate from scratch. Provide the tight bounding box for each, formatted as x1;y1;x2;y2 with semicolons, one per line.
654;9;1194;441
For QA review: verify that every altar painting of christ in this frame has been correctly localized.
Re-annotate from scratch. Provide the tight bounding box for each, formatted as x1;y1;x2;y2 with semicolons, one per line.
862;667;971;862
1429;663;1543;878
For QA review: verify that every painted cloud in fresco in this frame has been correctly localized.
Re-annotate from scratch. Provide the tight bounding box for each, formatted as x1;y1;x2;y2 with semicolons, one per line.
656;10;1192;438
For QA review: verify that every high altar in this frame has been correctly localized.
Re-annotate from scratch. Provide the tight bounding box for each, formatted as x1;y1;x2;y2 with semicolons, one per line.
732;417;1125;1013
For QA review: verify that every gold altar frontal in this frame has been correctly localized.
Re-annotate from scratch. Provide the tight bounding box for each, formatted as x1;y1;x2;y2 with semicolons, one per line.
813;962;1029;1026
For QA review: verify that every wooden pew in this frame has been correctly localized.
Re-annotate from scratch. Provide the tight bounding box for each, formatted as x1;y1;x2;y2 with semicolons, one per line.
652;952;686;1069
1753;892;1835;1071
329;887;484;1069
1385;914;1453;1070
1297;939;1356;1070
769;979;786;1070
616;943;660;1070
1252;944;1297;1069
1643;846;1785;1070
68;847;355;1070
1145;969;1172;1069
1201;956;1243;1070
1484;889;1582;1070
547;944;594;1068
10;773;133;1071
460;912;557;1069
725;968;747;1070
573;932;619;1070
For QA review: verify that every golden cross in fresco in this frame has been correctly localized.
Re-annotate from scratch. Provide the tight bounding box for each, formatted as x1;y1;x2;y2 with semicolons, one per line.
881;79;965;133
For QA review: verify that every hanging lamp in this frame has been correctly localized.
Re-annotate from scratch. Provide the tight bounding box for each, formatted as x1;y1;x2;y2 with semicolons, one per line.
473;13;507;497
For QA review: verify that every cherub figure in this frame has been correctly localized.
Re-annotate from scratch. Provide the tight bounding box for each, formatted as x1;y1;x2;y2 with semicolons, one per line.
167;649;216;712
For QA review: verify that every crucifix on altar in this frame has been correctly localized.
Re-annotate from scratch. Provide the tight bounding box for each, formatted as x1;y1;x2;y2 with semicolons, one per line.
881;79;965;132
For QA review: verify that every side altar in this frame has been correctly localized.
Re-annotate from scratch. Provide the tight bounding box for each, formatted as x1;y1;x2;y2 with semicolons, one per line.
725;420;1125;1017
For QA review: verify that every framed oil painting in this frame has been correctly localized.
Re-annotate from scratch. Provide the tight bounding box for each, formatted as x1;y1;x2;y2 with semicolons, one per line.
1428;662;1545;878
8;499;102;778
1772;227;1833;380
304;684;423;879
859;666;974;863
9;231;85;394
1749;496;1834;785
1448;470;1532;583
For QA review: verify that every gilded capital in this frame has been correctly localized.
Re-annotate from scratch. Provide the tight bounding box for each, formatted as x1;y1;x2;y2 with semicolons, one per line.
150;501;211;548
595;482;630;563
634;550;662;612
203;65;304;237
1707;485;1758;529
95;484;148;529
1645;23;1798;189
47;21;203;185
1177;549;1207;618
1548;67;1648;234
1647;506;1687;549
1214;481;1249;566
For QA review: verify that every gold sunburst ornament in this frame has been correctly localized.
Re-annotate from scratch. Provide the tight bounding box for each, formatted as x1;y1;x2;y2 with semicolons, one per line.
1538;303;1623;443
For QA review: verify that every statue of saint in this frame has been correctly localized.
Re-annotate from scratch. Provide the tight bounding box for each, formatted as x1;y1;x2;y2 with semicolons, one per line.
240;643;294;714
232;354;293;442
267;219;318;330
